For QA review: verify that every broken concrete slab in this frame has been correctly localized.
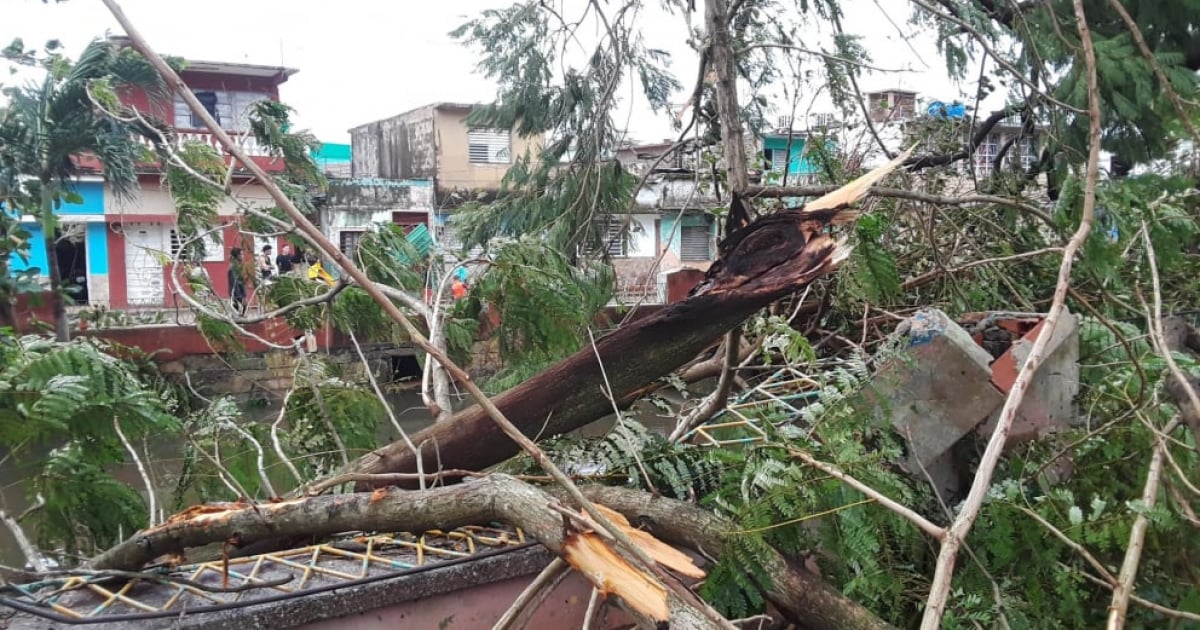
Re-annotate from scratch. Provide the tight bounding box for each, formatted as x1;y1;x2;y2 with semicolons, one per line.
977;310;1080;443
868;308;1005;468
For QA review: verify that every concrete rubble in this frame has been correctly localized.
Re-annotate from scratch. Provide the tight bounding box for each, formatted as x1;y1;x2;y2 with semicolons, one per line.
867;307;1080;501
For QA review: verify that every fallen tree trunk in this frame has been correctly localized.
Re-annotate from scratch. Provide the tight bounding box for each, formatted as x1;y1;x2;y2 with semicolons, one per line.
340;154;908;488
92;475;716;628
565;485;895;630
92;476;891;630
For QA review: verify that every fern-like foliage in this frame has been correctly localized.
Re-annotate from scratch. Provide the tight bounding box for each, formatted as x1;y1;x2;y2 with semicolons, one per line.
32;442;148;557
0;334;178;455
460;236;614;370
0;333;180;562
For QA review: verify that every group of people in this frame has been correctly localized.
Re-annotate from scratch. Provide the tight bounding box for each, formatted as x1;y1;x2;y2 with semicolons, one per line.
227;243;327;314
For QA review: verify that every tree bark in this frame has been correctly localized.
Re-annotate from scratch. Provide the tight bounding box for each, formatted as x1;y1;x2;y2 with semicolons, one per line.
342;211;851;487
91;475;718;628
705;0;750;194
41;188;69;342
565;485;896;630
91;476;890;630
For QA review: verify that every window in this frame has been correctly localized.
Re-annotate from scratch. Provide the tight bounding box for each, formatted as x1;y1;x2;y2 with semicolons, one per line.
680;224;711;262
467;128;512;164
605;220;627;257
339;230;365;257
1019;137;1037;171
169;228;224;262
768;149;787;173
173;90;266;132
973;134;1000;177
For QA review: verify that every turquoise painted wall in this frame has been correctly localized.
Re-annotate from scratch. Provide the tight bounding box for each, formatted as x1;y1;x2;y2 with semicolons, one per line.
660;214;714;257
314;142;352;170
763;136;814;175
9;223;48;277
7;181;107;278
60;181;105;215
86;223;108;274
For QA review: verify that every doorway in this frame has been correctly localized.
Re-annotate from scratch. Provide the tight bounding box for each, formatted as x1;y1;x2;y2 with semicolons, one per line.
54;225;88;305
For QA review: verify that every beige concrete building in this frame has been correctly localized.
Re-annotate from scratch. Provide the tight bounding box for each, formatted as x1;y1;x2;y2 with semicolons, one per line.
348;103;543;206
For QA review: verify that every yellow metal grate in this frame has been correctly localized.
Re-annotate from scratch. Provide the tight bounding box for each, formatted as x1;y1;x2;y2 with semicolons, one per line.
1;524;527;623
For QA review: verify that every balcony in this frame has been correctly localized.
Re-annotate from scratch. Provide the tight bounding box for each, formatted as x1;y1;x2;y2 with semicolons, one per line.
134;130;285;173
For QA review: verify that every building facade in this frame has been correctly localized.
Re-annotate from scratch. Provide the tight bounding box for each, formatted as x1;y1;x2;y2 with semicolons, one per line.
14;41;299;311
349;102;542;209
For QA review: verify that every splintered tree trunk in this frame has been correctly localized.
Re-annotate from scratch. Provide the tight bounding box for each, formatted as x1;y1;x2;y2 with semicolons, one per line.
347;220;862;485
341;151;908;486
92;476;891;630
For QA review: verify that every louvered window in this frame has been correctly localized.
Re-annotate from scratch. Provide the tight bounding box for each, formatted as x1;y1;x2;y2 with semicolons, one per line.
339;230;365;256
606;220;627;257
468;128;512;164
680;224;711;262
169;227;224;262
770;149;787;173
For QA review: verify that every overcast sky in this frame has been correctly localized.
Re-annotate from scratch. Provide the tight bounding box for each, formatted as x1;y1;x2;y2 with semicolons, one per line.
1;0;999;145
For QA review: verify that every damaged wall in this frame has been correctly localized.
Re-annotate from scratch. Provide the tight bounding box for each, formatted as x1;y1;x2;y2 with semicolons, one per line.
350;106;437;180
321;178;434;244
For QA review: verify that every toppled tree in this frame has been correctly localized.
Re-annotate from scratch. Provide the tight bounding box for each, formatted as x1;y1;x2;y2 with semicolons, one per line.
4;0;1200;628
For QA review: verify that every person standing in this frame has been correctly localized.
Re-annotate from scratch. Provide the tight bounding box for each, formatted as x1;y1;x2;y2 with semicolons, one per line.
276;244;296;275
259;244;275;280
228;247;247;315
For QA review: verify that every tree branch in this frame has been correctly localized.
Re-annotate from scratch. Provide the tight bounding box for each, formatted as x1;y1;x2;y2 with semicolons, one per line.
746;185;1055;225
918;0;1102;624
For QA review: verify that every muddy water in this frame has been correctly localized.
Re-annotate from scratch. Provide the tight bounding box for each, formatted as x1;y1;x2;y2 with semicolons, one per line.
0;391;679;568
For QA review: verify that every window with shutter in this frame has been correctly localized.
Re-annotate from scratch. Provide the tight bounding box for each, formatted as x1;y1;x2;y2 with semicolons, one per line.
467;129;512;164
169;228;224;262
680;224;711;262
606;220;627;257
339;230;365;257
770;149;787;173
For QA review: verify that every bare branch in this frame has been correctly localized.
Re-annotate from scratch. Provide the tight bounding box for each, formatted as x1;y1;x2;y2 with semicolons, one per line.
789;449;946;540
918;0;1102;624
113;417;159;526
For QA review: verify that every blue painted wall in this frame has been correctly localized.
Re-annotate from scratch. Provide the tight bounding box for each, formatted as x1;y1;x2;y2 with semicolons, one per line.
59;181;105;215
763;136;816;175
86;223;109;275
9;223;48;277
7;181;107;279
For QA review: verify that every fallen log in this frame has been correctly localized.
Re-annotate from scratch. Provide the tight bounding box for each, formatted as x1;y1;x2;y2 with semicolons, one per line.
340;154;910;488
92;475;716;628
91;476;891;630
567;485;896;630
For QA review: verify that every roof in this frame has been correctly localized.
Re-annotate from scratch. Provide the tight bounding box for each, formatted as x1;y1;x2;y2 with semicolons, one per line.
349;102;483;133
106;36;297;83
866;88;919;96
180;59;298;81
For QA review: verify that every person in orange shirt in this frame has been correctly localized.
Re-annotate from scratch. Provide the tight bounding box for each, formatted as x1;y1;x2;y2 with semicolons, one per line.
451;277;468;301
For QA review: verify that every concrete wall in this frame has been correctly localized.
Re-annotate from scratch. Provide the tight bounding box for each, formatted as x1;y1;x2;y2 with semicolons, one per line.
105;179;274;219
350;106;438;180
431;107;542;193
322;178;435;245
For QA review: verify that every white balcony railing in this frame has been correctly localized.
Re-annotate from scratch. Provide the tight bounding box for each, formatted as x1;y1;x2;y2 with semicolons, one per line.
138;130;276;159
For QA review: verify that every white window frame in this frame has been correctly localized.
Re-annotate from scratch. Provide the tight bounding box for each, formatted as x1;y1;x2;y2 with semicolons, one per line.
173;90;267;133
467;128;512;165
